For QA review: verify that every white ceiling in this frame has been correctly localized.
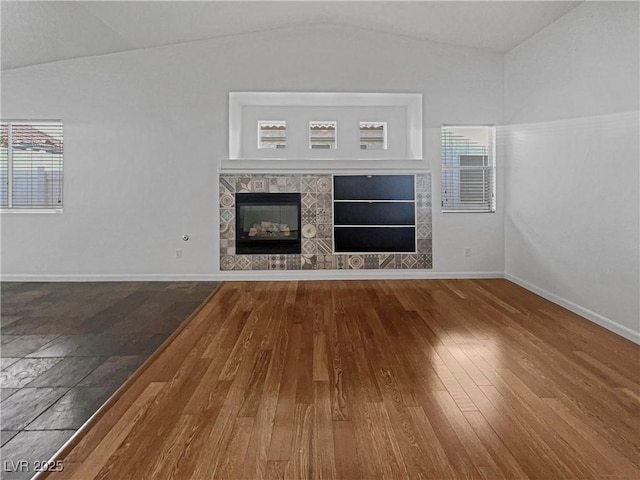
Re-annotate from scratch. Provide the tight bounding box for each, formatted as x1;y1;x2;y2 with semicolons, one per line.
1;1;582;70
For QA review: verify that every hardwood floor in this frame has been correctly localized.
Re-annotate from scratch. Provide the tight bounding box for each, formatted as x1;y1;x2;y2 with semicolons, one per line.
38;280;639;480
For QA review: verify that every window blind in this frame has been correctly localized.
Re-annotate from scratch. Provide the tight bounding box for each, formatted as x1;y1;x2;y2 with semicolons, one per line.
0;121;63;209
441;125;495;212
0;125;7;207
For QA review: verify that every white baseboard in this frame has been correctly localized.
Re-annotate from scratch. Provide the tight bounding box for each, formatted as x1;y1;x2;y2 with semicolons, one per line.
0;274;230;282
505;273;640;345
0;271;503;282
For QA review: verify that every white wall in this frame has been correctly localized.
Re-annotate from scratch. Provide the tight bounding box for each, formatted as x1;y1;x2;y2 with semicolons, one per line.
1;24;504;279
503;1;640;340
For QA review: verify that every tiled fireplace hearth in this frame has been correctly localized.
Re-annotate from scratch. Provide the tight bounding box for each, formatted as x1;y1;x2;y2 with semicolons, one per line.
219;174;432;271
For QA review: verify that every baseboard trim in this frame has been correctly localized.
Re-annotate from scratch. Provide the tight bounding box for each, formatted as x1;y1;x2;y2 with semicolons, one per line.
1;271;504;282
505;273;640;345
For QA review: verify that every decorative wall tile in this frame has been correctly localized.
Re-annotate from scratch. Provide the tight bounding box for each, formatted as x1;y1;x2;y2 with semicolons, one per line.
316;239;332;255
348;255;364;270
251;255;269;270
364;254;379;269
379;254;396;269
220;209;235;224
316;193;332;209
221;246;235;256
251;177;268;192
269;176;287;193
286;177;300;192
417;224;431;239
220;193;235;208
302;224;317;239
316;224;332;239
417;208;430;225
301;176;317;192
301;255;316;270
302;239;316;255
317;254;333;270
287;255;301;270
401;255;418;269
236;177;251;192
333;255;348;270
317;211;332;224
317;176;331;192
416;174;430;191
302;193;317;210
269;255;287;270
220;256;235;271
220;224;235;239
235;255;251;270
220;177;236;194
415;254;432;269
417;239;432;254
219;173;432;271
416;192;430;208
302;210;317;224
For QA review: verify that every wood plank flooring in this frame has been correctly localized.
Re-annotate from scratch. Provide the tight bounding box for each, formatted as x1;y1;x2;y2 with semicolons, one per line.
39;280;639;480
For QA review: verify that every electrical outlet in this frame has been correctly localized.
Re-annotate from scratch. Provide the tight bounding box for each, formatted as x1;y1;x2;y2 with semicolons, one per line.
175;249;183;259
464;247;471;257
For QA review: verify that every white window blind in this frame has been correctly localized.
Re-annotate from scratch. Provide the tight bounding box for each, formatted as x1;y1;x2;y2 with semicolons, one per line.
441;125;495;212
0;121;63;210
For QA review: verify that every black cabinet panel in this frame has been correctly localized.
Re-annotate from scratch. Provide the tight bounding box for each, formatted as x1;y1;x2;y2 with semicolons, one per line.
334;202;415;225
333;175;414;200
334;227;416;253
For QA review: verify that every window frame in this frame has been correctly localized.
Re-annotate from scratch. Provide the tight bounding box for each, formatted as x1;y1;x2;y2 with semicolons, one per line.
1;120;64;214
441;124;496;213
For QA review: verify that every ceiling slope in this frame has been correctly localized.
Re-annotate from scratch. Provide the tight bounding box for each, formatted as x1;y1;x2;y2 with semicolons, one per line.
2;1;581;70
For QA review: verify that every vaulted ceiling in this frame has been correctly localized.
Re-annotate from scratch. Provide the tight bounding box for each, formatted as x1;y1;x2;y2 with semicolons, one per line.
1;1;582;70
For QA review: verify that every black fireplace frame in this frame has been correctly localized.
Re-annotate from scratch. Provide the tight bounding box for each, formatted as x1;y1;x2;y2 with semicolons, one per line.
235;192;302;254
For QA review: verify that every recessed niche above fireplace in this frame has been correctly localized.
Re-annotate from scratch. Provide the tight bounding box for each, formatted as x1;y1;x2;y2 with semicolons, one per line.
224;92;425;172
236;193;301;254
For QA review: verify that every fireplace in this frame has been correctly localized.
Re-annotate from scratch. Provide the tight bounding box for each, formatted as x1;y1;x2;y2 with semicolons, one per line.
235;193;301;254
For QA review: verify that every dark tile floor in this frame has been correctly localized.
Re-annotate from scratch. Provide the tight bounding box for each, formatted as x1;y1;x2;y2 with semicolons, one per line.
0;281;218;480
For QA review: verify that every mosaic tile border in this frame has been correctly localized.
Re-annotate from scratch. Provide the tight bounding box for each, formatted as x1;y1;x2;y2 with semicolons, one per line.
219;174;432;271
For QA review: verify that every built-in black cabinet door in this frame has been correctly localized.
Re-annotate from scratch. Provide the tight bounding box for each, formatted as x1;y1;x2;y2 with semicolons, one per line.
334;202;415;225
333;175;415;200
334;227;416;253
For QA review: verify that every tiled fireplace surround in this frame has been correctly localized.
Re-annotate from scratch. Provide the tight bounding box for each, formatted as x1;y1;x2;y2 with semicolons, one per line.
219;173;432;271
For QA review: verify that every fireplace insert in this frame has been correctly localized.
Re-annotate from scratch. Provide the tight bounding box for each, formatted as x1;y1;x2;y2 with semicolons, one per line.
235;193;301;254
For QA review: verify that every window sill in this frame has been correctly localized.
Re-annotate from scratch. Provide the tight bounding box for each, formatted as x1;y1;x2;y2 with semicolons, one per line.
1;209;63;214
442;210;495;213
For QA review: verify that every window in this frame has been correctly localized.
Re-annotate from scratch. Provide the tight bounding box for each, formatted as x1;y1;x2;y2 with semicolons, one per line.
360;122;387;150
258;121;286;149
309;121;337;149
0;121;63;210
441;125;495;212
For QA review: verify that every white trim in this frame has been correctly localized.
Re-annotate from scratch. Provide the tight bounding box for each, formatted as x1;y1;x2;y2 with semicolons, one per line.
334;200;414;203
1;209;63;214
1;271;503;282
505;273;640;345
220;163;429;173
